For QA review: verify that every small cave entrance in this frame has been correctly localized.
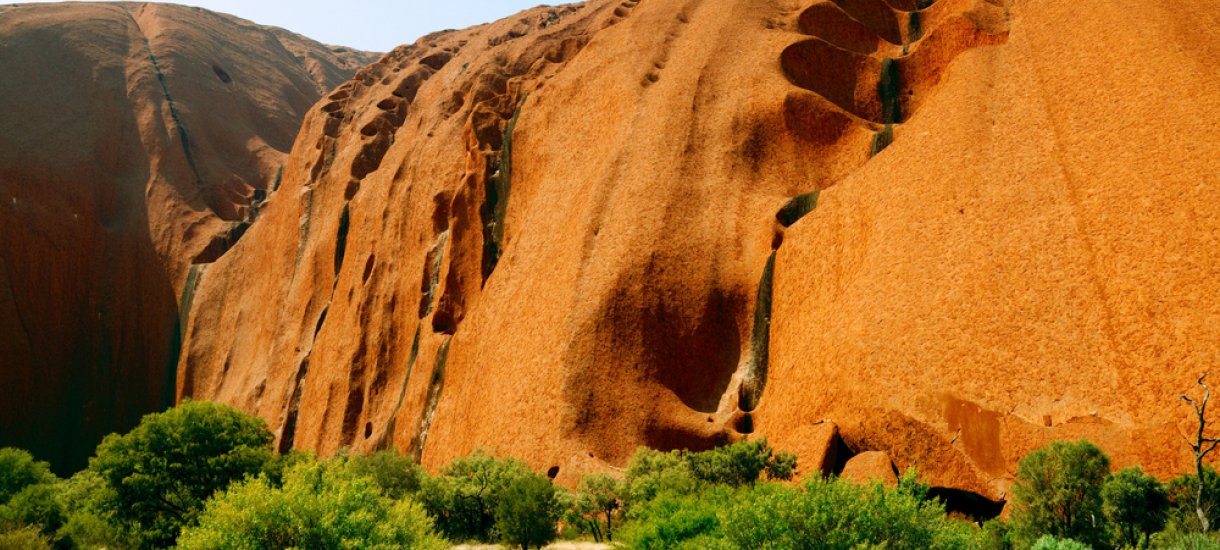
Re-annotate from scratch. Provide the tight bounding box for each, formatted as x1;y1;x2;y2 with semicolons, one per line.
824;431;856;477
546;466;560;480
927;487;1005;524
212;64;232;84
735;413;755;434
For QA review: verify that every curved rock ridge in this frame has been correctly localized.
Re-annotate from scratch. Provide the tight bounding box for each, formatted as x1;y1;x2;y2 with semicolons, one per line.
0;2;374;472
179;0;1220;500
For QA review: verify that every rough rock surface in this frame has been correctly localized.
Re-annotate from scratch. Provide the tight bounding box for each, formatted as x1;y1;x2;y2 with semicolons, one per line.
177;0;1219;504
0;2;373;472
840;451;898;486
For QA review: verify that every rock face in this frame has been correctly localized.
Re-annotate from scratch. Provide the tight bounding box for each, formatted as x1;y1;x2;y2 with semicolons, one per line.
176;0;1218;505
0;2;374;472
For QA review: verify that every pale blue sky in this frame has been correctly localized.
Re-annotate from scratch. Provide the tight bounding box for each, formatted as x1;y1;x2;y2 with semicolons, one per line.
9;1;549;52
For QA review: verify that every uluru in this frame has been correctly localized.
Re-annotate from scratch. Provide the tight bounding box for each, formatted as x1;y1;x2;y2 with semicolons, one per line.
3;0;1219;521
0;1;375;472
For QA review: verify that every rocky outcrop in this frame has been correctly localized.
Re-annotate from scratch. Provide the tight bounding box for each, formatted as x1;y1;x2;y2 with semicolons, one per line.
0;2;373;472
177;0;1218;502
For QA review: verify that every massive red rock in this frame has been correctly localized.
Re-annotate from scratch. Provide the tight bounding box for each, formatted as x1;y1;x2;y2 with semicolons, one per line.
0;2;373;472
159;0;1215;503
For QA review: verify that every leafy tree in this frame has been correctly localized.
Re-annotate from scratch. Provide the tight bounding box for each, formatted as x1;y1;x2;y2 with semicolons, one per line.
0;484;64;543
494;473;560;550
1010;440;1112;548
766;450;798;481
54;469;128;549
623;439;798;511
89;400;273;548
1155;532;1220;549
575;473;623;542
0;525;52;550
0;448;64;546
1181;372;1220;532
624;448;698;507
1030;535;1091;550
619;485;734;550
1169;467;1220;533
337;449;424;500
260;449;316;488
0;449;57;503
418;450;532;542
1103;467;1169;548
687;438;795;486
177;460;445;549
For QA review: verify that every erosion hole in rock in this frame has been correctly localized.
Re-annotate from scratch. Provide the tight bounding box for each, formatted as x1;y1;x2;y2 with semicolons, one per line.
643;287;743;414
829;0;902;44
360;121;382;137
735;413;755;434
420;51;453;71
798;2;884;54
333;203;351;279
212;64;231;84
362;255;375;283
364;422;373;439
547;466;560;480
781;39;885;123
928;487;1005;524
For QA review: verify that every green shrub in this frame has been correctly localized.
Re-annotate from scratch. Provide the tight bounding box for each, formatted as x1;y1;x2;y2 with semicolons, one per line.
723;477;982;550
418;450;533;542
260;449;317;488
620;485;734;550
1167;466;1220;533
0;449;57;504
89;400;273;548
687;439;786;487
1156;532;1220;550
1030;535;1091;550
177;461;445;549
1104;466;1169;548
335;449;424;500
0;484;64;540
624;448;698;507
0;525;52;550
54;469;127;549
624;440;799;514
495;473;560;550
573;473;624;542
1010;440;1112;548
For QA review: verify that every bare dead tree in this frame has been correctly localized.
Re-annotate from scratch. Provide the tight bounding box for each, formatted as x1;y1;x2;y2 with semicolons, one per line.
1181;372;1220;532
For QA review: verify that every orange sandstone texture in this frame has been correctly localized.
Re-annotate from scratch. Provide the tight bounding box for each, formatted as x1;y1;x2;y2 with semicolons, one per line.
179;0;1219;503
840;451;898;486
0;2;372;472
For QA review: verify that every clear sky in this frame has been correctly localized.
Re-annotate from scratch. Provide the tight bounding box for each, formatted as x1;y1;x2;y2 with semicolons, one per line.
7;1;548;52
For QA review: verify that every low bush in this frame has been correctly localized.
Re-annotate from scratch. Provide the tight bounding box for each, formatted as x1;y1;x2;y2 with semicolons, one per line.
177;460;444;549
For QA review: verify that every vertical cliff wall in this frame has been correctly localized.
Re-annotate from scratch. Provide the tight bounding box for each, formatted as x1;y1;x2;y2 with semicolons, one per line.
178;0;1218;501
0;2;374;472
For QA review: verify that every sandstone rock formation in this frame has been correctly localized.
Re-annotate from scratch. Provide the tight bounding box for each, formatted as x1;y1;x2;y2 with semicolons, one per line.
841;451;898;486
0;2;373;472
174;0;1218;512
